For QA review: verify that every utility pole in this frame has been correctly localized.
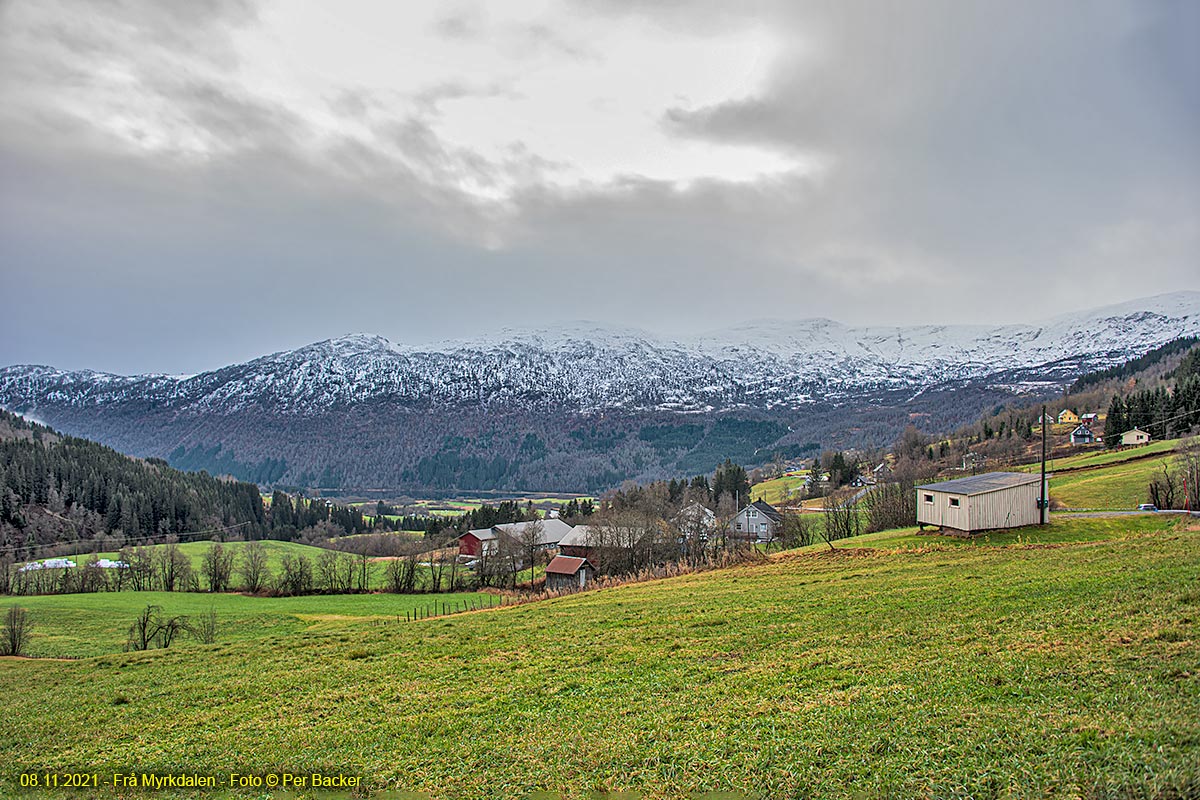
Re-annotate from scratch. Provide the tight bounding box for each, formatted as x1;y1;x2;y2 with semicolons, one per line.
1040;404;1048;525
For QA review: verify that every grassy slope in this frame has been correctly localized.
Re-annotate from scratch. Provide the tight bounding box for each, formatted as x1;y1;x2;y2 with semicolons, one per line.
750;473;807;505
0;590;490;659
1051;457;1175;510
1013;438;1182;473
1;517;1196;799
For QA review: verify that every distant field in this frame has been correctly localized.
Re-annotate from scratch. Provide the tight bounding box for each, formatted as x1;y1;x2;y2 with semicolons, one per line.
22;540;329;581
20;539;456;593
1;515;1195;798
750;473;807;504
1015;438;1182;473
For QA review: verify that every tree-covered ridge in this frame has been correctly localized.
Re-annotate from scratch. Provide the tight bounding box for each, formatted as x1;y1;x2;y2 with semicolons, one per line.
1103;348;1200;444
0;409;373;558
1068;336;1198;394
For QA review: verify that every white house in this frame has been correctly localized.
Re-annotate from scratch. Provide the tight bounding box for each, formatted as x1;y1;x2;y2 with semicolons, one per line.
1120;428;1152;446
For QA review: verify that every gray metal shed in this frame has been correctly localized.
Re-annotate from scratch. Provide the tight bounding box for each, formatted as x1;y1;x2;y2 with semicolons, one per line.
916;472;1048;533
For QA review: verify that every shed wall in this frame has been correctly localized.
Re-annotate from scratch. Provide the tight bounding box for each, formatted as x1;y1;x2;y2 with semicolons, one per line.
916;479;1046;532
967;481;1042;530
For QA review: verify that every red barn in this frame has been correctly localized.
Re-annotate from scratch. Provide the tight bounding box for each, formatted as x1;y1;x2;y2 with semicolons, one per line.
457;527;497;557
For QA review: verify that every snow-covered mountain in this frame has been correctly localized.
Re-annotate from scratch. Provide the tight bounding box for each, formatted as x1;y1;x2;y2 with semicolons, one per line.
1;291;1196;491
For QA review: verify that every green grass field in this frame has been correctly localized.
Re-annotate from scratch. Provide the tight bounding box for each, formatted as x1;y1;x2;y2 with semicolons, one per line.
750;473;807;505
1051;456;1177;510
21;539;466;594
24;540;331;581
0;590;490;659
1;515;1196;799
1015;438;1182;474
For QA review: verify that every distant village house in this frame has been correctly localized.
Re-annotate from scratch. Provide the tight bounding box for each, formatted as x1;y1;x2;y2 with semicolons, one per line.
1069;424;1095;445
730;500;782;542
1057;409;1080;425
1120;428;1152;446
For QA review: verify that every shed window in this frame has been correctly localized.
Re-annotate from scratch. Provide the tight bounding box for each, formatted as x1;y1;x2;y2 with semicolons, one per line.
948;497;960;508
923;494;934;504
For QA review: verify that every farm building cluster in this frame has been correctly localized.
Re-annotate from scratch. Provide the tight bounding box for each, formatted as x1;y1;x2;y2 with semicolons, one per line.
455;500;782;591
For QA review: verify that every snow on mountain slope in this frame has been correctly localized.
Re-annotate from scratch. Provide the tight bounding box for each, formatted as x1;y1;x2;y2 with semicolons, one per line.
1;292;1197;417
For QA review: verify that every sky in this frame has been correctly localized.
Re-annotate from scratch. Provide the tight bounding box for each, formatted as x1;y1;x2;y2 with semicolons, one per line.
1;0;1197;375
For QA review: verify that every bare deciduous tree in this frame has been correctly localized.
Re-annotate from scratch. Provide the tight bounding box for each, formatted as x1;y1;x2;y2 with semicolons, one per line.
126;605;188;651
1148;462;1178;509
187;606;219;644
238;541;270;593
2;605;32;656
516;519;544;590
202;542;235;593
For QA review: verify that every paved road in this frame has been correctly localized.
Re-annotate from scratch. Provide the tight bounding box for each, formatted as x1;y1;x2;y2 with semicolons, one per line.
1056;510;1198;518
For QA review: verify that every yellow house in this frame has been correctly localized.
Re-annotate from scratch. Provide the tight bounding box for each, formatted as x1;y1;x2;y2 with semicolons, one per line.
1057;409;1080;425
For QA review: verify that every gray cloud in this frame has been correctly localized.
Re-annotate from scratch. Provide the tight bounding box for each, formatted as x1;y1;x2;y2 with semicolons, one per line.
1;0;1197;375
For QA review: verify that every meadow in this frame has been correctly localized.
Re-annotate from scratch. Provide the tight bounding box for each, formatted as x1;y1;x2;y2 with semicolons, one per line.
1;514;1196;799
0;590;490;659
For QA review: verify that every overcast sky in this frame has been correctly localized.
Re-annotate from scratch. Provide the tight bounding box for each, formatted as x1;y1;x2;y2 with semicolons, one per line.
1;0;1197;374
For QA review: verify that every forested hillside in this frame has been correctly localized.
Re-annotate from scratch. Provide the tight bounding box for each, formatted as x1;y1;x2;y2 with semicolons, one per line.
940;338;1200;468
0;410;371;560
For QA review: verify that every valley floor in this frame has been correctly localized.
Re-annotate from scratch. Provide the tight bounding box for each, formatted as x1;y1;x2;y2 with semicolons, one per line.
2;516;1198;799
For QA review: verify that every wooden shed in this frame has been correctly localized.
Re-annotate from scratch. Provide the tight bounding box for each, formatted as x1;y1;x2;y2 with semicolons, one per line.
916;472;1048;534
545;556;595;591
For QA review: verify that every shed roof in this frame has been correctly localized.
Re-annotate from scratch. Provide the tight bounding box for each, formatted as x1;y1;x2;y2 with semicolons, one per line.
457;517;574;546
916;471;1043;496
546;555;592;575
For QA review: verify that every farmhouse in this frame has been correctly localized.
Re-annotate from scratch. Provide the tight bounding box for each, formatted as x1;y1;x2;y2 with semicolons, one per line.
1120;428;1152;446
1070;424;1095;445
557;524;595;559
1035;413;1054;426
457;517;574;558
730;500;782;542
916;472;1048;534
544;555;595;591
1057;409;1080;425
672;502;716;540
1081;413;1099;426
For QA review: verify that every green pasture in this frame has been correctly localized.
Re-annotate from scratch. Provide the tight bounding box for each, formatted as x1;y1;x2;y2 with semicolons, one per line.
23;540;331;582
1015;437;1183;473
1050;456;1177;510
0;590;490;660
1;516;1196;798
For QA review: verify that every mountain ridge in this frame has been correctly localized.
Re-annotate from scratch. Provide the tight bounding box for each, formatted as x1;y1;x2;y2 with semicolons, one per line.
1;292;1197;492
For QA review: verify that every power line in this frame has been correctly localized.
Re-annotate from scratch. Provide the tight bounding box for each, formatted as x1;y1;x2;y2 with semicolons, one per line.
0;520;254;559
